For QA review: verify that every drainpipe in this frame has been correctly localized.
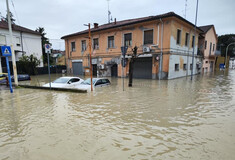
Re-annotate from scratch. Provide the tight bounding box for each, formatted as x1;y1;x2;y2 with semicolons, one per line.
159;18;164;79
20;31;24;54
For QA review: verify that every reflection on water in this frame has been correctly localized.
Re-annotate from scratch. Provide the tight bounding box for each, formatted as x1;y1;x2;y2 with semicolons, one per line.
0;71;235;160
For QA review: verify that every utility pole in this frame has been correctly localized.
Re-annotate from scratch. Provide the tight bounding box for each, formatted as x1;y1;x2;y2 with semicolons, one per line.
191;0;199;80
6;0;18;86
88;23;93;91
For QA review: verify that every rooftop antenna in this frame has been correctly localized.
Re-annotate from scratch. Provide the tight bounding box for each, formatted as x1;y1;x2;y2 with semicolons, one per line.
184;0;188;19
107;0;111;23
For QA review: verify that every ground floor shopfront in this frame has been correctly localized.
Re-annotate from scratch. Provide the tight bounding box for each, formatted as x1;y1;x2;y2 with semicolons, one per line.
67;53;202;80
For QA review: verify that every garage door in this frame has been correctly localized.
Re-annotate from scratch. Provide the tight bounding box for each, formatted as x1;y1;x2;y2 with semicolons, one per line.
72;62;83;75
133;57;152;79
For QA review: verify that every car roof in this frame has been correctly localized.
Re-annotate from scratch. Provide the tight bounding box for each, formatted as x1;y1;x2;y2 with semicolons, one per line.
59;76;82;79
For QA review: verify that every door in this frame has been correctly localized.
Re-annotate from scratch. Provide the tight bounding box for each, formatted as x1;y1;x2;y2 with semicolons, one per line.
133;57;152;79
210;61;214;72
92;64;97;76
72;62;83;75
111;64;118;77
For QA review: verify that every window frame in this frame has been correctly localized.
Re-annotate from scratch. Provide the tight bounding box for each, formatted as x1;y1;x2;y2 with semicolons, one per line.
93;38;99;50
108;36;115;49
143;29;154;45
175;64;179;71
81;40;86;52
71;41;76;52
0;35;6;45
124;33;132;47
185;32;189;46
183;64;187;70
192;35;195;48
176;29;182;45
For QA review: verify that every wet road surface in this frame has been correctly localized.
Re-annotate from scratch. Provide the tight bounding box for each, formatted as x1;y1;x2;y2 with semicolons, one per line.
0;71;235;159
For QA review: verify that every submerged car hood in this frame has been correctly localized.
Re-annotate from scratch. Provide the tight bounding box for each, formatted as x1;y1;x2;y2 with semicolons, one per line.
42;83;70;88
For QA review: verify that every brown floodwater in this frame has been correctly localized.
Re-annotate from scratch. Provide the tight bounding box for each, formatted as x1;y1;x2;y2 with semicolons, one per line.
0;71;235;160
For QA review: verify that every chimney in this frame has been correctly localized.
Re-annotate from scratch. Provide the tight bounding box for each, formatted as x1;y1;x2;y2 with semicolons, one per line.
94;23;99;29
114;18;116;24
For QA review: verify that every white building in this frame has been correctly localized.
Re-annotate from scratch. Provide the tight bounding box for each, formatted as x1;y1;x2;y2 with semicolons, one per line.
0;20;43;73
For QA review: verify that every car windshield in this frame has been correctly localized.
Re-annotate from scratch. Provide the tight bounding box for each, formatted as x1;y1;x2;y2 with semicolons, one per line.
53;77;70;83
81;78;96;85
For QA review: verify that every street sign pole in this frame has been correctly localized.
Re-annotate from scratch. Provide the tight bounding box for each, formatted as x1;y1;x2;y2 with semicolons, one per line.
47;52;51;89
1;46;13;93
45;44;51;90
6;56;13;93
121;46;128;91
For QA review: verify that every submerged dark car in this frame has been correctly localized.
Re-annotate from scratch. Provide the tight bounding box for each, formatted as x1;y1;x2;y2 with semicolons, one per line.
11;74;31;82
0;73;31;83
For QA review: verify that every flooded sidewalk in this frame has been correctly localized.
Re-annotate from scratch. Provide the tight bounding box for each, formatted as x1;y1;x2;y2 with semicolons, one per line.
0;71;235;159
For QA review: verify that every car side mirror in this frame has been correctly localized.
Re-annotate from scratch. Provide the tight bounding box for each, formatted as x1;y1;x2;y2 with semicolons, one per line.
68;81;72;84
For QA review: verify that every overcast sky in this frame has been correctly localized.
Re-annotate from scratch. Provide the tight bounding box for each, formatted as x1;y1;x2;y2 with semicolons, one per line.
0;0;234;50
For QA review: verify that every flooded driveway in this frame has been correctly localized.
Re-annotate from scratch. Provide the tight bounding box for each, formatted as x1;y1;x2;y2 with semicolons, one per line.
0;71;235;160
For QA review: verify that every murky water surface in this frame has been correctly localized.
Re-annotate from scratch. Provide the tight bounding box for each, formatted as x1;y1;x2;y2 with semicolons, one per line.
0;71;235;160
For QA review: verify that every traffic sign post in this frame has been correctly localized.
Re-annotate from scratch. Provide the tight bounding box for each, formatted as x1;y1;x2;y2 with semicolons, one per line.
45;44;52;90
121;46;128;91
1;46;13;93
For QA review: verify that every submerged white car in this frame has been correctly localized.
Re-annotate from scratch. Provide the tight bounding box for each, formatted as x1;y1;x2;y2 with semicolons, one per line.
43;77;84;88
75;78;111;91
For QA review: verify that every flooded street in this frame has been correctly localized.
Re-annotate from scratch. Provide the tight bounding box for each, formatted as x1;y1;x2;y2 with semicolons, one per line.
0;71;235;160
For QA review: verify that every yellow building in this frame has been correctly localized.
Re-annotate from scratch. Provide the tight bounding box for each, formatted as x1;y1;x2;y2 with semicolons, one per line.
198;25;218;73
61;12;203;79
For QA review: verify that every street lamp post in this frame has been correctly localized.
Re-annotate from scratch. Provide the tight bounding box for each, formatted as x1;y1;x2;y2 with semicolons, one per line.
225;42;235;69
84;23;93;91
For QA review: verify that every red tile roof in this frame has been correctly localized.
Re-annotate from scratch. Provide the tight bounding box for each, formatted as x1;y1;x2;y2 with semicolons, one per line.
0;20;41;35
61;12;203;39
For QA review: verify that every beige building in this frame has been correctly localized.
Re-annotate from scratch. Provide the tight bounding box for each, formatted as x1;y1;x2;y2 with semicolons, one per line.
198;25;218;73
62;12;203;79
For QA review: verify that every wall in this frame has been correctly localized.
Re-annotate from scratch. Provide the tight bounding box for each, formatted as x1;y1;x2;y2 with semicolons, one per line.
168;55;201;79
201;27;217;72
0;28;43;67
64;18;172;77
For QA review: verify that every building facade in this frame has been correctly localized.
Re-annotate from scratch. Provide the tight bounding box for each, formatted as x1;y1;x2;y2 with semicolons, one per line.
62;12;202;79
198;25;218;73
0;20;43;73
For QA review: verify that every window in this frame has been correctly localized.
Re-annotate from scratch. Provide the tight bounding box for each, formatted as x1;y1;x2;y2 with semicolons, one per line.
124;33;132;46
192;35;195;48
71;42;76;52
16;37;21;46
93;38;99;50
177;29;181;45
0;35;6;45
144;29;153;45
213;44;215;51
175;64;179;71
185;33;189;46
205;40;207;49
183;64;187;70
81;40;86;51
108;36;115;48
209;42;212;55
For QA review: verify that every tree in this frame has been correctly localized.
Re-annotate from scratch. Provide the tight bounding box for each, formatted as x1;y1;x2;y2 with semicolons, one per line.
218;34;235;57
35;27;53;65
18;54;41;75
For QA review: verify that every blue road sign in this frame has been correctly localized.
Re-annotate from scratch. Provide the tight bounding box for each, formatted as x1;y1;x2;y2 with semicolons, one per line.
1;46;12;57
121;46;128;57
